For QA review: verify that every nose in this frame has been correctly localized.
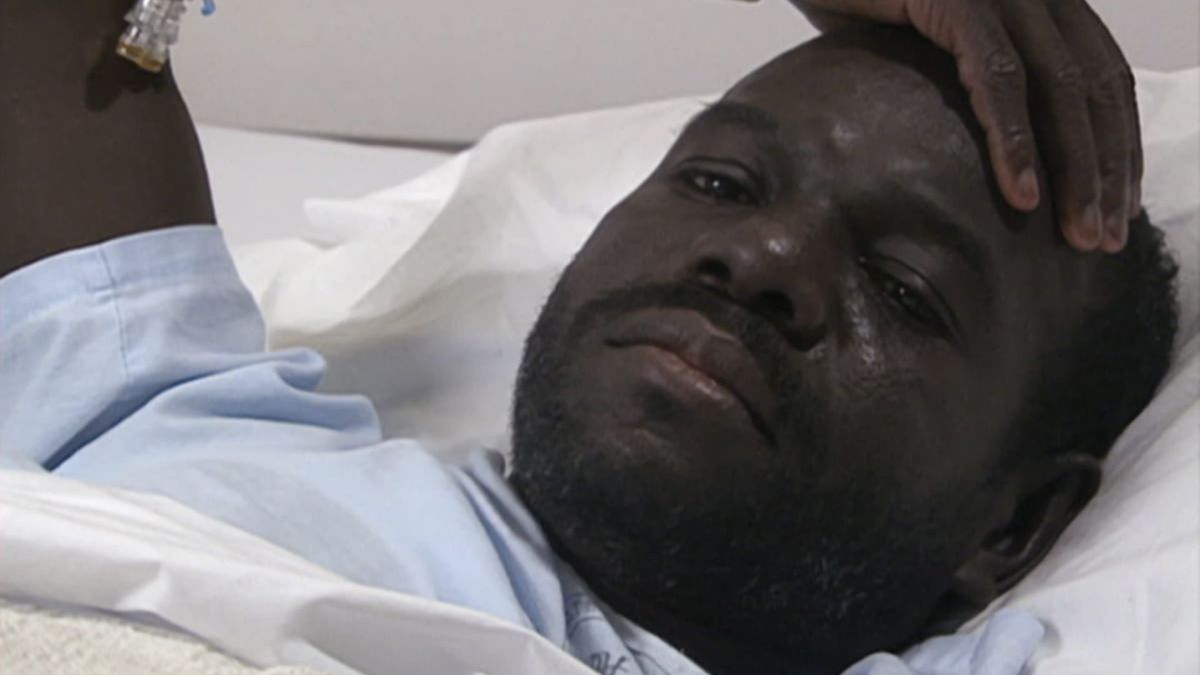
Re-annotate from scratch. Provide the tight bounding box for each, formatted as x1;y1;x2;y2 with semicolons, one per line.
682;219;832;350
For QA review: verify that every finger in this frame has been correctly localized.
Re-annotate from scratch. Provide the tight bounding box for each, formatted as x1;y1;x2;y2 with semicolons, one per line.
1087;77;1133;251
795;0;913;24
1000;0;1104;250
914;0;1044;213
1116;64;1145;223
1049;0;1137;252
789;3;864;32
1071;2;1145;220
1128;81;1144;219
1079;3;1145;220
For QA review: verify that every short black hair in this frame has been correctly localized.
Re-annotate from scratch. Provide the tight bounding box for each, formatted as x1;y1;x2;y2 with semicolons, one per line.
1013;211;1180;461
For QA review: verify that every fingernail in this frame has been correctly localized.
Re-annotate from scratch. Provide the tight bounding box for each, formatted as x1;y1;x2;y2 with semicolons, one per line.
1129;185;1143;219
1075;202;1104;249
1016;168;1040;208
1104;209;1127;251
1102;226;1129;253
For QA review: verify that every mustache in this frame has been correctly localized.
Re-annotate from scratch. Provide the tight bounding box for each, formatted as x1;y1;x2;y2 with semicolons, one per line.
525;279;831;471
566;282;797;399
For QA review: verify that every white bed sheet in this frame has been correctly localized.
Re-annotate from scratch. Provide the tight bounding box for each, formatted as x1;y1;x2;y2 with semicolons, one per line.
197;126;450;247
0;469;594;675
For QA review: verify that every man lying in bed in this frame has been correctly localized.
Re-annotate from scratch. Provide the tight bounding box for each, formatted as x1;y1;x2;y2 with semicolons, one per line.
0;2;1179;675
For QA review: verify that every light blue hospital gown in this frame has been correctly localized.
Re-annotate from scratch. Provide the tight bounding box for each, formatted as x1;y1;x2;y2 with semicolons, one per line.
0;226;1044;675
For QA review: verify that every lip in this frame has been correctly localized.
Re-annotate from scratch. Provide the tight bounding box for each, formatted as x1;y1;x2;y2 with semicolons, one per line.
605;307;776;444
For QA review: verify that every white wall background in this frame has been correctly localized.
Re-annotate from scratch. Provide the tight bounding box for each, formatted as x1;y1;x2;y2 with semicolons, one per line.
173;0;1199;145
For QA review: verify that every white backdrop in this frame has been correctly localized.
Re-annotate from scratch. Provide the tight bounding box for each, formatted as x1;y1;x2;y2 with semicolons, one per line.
173;0;1199;145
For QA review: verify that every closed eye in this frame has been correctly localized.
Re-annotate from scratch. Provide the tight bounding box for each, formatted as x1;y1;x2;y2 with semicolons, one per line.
859;257;957;341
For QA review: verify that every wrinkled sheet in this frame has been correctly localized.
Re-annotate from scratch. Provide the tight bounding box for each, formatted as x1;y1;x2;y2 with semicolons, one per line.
0;599;324;675
197;125;449;248
0;469;596;675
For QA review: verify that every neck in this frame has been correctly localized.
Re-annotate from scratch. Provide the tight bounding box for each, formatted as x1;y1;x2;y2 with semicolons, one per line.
556;545;840;675
608;589;828;675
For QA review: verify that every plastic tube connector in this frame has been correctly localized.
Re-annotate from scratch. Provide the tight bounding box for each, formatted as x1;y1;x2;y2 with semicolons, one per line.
116;0;215;73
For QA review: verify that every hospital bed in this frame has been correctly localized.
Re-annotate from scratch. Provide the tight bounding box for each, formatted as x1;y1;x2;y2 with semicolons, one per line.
1;67;1197;674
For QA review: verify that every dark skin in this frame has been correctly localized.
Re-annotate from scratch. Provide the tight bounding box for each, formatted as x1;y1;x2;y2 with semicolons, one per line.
790;0;1142;253
0;1;213;276
0;0;1139;275
511;31;1106;674
0;2;1131;674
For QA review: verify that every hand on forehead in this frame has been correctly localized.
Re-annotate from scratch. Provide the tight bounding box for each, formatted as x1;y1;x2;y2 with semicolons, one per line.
703;30;1094;273
788;0;1141;254
667;28;1107;359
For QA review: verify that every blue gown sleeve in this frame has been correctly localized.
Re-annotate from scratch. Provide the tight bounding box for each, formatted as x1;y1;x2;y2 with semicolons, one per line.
0;225;383;474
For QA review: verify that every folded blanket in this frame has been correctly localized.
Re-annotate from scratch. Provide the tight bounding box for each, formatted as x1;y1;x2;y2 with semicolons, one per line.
0;599;326;675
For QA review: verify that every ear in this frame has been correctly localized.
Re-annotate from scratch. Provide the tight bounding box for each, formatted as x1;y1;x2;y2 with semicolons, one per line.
949;453;1102;610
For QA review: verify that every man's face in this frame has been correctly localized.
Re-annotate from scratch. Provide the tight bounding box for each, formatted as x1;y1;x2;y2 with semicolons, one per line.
511;34;1101;665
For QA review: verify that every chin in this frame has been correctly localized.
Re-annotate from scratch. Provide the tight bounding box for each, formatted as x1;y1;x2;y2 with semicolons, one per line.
512;360;766;532
511;414;952;667
511;385;964;665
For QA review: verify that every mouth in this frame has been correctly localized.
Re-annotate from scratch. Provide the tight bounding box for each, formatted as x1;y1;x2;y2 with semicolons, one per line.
604;307;777;445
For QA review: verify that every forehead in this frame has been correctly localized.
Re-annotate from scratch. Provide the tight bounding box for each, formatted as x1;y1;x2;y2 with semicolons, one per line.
684;41;1028;269
717;39;988;198
688;34;1090;253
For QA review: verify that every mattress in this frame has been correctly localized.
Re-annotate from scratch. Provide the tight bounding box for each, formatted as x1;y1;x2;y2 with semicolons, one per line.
196;125;450;247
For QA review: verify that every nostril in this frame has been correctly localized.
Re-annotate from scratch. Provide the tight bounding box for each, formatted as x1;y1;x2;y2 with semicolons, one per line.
754;290;794;321
695;258;732;286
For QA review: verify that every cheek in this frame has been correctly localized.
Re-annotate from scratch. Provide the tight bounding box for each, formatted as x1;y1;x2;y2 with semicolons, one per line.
568;188;700;288
820;286;998;496
830;280;931;413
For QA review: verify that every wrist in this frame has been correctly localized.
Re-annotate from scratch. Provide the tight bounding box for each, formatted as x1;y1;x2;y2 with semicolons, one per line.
0;2;162;88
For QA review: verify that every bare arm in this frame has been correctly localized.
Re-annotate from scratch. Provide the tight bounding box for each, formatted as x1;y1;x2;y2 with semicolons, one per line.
0;1;214;277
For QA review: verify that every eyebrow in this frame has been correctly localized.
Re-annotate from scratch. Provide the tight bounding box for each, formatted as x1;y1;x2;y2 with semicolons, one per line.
688;101;782;136
912;195;989;276
868;184;994;286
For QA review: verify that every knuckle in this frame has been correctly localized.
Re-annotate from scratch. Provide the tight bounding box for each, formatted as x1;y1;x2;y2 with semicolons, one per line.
1090;80;1124;108
1089;69;1134;107
1097;156;1125;182
982;49;1025;89
1049;61;1087;95
1000;124;1034;152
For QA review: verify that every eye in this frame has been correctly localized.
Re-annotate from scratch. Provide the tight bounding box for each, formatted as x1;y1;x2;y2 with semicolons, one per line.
679;168;760;206
860;258;952;338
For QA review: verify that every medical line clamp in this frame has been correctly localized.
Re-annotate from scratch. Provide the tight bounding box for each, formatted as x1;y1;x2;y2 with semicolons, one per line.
116;0;216;73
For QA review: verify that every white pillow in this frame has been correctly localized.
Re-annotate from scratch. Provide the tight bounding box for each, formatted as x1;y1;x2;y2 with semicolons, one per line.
962;69;1199;674
232;97;705;455
228;69;1199;675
